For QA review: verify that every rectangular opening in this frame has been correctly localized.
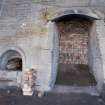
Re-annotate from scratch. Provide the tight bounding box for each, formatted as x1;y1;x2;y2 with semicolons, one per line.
55;18;97;86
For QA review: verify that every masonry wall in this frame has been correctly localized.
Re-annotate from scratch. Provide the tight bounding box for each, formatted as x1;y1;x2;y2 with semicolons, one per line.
96;20;105;100
88;21;104;92
0;0;104;94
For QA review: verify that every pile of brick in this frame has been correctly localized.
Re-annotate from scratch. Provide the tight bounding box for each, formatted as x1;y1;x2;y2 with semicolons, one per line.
22;69;36;96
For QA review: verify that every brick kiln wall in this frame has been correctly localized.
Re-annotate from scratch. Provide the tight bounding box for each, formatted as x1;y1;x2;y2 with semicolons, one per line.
57;19;91;64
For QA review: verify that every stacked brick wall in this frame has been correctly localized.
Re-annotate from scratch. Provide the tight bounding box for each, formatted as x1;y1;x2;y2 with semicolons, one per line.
57;19;91;64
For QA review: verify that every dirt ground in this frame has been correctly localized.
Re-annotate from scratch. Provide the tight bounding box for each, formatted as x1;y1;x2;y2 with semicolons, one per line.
0;88;104;105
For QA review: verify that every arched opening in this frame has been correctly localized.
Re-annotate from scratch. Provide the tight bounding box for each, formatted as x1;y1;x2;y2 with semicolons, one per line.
0;50;23;87
0;50;22;71
53;14;97;86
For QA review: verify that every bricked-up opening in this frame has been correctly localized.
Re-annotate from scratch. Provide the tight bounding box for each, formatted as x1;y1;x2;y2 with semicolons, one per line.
55;16;97;86
0;50;22;71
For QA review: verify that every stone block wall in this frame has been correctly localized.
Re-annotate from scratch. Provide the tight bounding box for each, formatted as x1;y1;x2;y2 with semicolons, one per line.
0;0;104;95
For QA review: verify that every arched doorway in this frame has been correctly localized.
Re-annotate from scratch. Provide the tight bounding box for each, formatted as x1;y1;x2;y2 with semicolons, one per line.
0;50;23;87
50;13;98;87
